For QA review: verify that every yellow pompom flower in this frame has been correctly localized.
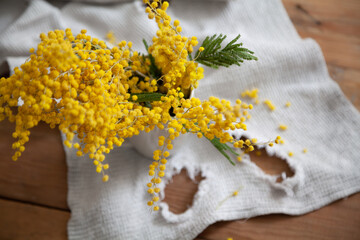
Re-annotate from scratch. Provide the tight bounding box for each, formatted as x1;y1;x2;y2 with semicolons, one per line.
0;0;266;213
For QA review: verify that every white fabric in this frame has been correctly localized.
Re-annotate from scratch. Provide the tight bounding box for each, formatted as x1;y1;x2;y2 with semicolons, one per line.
1;0;360;239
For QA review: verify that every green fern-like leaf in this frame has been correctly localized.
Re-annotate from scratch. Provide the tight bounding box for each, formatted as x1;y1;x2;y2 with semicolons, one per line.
209;137;237;166
142;39;162;79
130;92;165;103
182;125;238;165
194;34;258;69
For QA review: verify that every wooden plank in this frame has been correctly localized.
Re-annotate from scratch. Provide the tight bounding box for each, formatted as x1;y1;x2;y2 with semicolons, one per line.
0;193;358;240
282;0;360;110
327;64;360;110
0;119;68;210
0;198;69;240
282;0;360;70
197;193;360;240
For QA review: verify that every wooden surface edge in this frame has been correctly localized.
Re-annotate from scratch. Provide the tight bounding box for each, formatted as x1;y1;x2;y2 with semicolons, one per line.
0;198;70;240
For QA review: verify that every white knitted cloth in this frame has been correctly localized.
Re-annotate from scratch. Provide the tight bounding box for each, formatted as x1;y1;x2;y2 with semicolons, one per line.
1;1;359;239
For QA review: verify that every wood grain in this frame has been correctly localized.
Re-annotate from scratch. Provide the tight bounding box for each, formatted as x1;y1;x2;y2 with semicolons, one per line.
0;0;359;239
327;65;360;110
282;0;360;110
197;193;360;240
163;169;204;214
0;198;70;240
283;0;360;70
0;119;68;210
248;148;294;183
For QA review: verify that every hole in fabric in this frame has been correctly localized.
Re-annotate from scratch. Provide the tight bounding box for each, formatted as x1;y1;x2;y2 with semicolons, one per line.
231;134;294;183
249;148;294;183
163;169;204;214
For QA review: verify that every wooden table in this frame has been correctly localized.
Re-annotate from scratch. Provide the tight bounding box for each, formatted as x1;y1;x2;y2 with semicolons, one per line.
1;0;359;239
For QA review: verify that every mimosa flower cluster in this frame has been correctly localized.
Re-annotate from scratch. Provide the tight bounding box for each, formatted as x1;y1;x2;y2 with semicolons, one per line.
0;0;275;211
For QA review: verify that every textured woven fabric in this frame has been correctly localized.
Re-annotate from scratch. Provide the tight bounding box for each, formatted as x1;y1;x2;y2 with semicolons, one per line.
1;0;360;239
